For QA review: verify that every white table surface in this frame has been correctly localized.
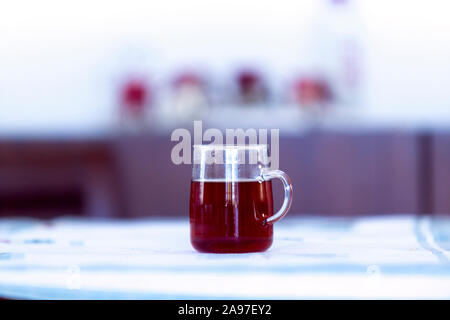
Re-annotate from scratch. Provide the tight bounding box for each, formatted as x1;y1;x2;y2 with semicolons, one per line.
0;215;449;299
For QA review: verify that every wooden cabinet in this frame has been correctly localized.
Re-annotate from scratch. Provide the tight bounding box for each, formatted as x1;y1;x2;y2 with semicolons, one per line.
0;139;123;218
113;131;420;217
276;132;419;215
113;134;191;218
0;130;443;218
432;133;450;214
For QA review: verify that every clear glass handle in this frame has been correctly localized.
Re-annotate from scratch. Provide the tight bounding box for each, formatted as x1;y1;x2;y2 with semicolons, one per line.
262;170;293;225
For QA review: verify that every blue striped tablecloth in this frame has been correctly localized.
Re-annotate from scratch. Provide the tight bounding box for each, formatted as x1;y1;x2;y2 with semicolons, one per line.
0;215;449;299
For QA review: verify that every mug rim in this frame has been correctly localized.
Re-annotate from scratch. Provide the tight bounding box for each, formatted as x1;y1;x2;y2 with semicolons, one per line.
193;144;268;150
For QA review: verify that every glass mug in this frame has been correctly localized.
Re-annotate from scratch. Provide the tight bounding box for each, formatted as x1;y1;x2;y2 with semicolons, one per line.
190;144;293;253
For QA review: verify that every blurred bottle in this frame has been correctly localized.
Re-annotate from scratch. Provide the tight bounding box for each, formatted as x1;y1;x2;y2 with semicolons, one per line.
291;73;332;109
171;71;209;122
114;43;157;133
235;69;268;105
305;0;364;108
118;76;152;132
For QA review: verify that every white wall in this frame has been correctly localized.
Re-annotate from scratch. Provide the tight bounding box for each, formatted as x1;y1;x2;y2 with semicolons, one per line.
0;0;449;134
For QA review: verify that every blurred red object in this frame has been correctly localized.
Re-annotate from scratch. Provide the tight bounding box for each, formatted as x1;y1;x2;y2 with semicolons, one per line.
120;77;151;116
292;76;332;107
236;70;267;104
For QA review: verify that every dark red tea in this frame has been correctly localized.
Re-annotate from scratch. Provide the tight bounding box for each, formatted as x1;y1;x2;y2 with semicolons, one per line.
190;180;274;253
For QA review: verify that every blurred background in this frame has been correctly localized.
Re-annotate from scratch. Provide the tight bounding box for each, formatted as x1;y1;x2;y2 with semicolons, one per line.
1;0;449;219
